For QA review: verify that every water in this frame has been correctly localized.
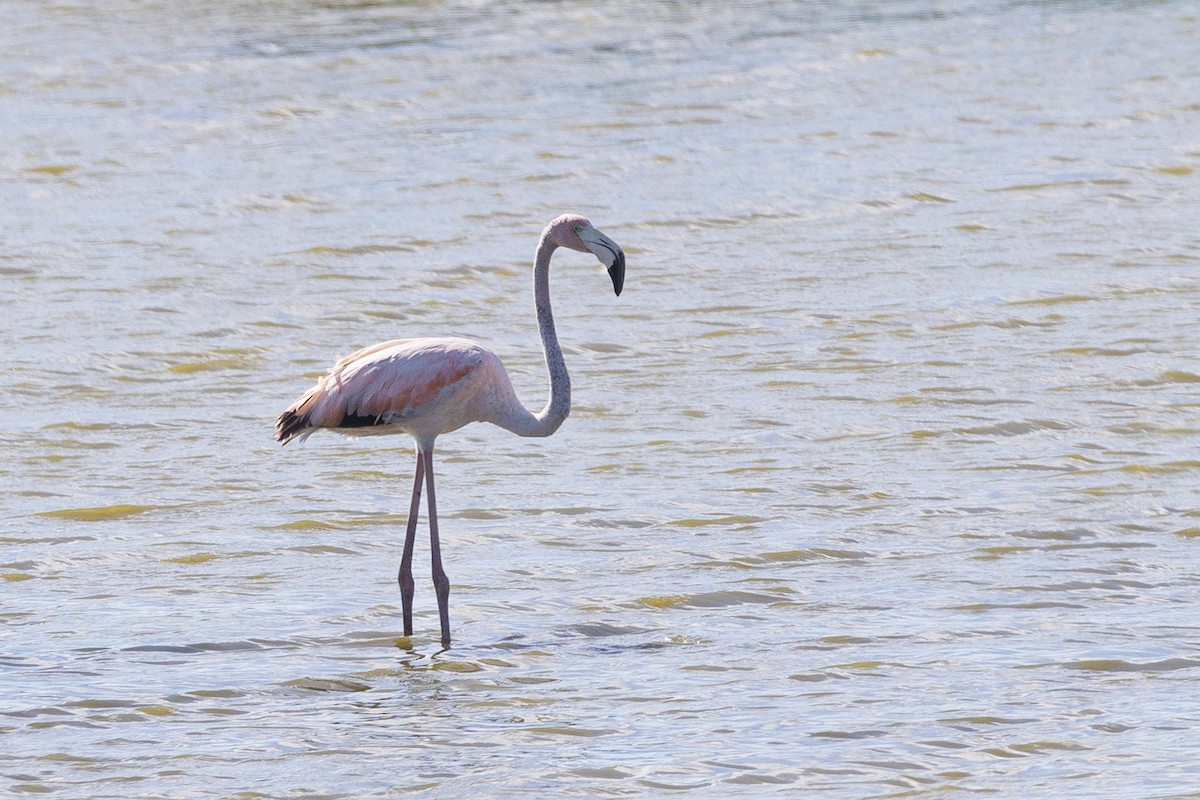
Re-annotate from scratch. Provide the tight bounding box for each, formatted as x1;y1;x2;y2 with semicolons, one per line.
4;0;1200;796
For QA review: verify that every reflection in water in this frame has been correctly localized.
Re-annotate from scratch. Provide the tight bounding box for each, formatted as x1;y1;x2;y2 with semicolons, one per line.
4;0;1200;796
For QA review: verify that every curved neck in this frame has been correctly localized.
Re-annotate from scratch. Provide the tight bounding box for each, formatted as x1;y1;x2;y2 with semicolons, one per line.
496;233;571;438
534;234;572;433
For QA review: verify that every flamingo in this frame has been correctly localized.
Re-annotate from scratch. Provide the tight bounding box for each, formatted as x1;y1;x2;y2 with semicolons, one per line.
275;214;626;646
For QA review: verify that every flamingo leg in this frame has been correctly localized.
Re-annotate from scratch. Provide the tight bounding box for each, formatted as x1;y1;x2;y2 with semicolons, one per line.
398;449;425;637
423;448;452;646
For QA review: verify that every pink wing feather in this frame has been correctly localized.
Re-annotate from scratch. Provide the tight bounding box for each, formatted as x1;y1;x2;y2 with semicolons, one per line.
275;337;496;444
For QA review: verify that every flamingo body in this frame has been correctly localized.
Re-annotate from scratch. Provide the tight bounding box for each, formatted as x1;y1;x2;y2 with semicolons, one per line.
275;214;626;646
276;337;517;446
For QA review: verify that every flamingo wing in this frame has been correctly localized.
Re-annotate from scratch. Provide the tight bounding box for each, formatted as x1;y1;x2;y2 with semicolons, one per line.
275;338;492;444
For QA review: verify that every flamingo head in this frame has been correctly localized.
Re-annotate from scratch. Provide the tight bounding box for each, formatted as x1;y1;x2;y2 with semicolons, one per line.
547;213;625;297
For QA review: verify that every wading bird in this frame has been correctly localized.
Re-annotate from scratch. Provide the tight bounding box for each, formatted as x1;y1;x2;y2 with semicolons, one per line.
275;214;626;646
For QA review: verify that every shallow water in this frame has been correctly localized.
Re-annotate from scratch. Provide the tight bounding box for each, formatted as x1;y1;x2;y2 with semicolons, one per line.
4;0;1200;796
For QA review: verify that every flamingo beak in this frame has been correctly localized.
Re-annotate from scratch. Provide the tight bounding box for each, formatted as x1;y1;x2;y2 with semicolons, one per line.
608;249;625;297
579;225;625;297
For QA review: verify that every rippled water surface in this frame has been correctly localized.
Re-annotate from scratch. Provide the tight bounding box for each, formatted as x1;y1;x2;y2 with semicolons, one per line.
4;1;1200;796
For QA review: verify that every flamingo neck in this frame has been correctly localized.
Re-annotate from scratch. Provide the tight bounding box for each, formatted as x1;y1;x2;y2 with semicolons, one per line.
531;234;572;435
496;233;570;438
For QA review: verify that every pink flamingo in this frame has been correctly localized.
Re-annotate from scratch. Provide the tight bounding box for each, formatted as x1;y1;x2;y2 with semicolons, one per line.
276;214;626;646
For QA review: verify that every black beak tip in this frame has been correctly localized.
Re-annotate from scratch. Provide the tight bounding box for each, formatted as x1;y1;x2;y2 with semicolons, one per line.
609;251;626;297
